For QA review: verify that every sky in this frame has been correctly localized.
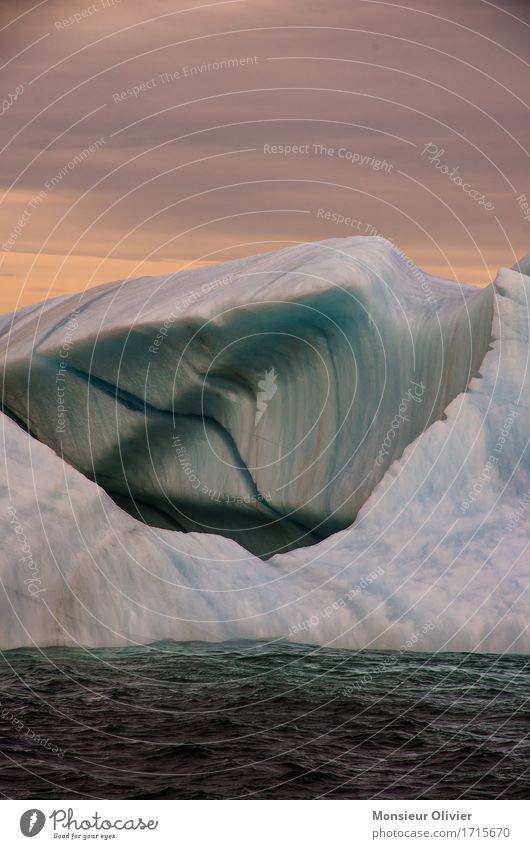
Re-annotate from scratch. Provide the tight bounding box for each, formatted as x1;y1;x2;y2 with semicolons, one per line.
0;0;529;312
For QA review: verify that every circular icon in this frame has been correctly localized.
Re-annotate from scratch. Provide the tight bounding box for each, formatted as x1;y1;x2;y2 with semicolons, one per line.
20;810;46;837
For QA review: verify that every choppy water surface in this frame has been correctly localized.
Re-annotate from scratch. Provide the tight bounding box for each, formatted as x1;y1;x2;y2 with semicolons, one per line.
0;641;528;799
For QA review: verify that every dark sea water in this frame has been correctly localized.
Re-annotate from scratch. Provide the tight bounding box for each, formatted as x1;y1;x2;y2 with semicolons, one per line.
0;641;528;800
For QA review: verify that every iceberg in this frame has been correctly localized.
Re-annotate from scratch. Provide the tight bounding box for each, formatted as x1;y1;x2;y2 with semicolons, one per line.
0;238;492;556
0;237;529;652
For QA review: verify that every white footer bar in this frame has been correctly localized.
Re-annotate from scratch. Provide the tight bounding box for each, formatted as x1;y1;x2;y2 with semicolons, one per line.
2;799;529;848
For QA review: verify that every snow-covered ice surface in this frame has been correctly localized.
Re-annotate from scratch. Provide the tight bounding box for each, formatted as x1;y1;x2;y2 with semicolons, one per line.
0;237;528;652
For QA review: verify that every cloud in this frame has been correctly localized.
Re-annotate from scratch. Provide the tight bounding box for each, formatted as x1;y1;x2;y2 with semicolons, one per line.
0;0;528;310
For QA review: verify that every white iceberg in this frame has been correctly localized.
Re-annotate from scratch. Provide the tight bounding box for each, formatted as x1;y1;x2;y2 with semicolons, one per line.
0;237;528;652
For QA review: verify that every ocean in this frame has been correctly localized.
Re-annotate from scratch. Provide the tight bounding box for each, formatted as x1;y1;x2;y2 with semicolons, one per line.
0;641;528;799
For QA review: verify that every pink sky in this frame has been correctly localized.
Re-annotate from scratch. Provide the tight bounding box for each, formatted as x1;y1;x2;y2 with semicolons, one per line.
1;0;529;311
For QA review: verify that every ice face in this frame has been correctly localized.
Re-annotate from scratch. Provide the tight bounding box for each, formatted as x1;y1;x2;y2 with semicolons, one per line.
0;237;492;558
1;240;529;653
512;251;530;276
